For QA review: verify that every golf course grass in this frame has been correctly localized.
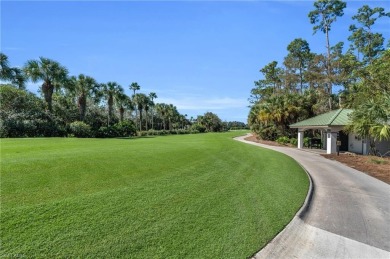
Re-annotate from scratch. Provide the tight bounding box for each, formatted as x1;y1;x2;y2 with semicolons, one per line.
1;131;309;258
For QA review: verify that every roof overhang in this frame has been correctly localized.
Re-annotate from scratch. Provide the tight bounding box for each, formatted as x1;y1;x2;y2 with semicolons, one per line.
289;125;331;129
290;125;345;131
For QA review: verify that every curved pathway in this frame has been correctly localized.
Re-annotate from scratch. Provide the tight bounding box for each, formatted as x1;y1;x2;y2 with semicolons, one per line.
235;135;390;259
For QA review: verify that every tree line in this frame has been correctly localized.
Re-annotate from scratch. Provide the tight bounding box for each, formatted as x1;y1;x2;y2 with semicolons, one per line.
248;1;389;146
0;54;243;138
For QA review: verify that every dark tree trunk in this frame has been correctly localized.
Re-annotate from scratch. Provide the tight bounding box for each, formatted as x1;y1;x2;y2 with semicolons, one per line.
151;112;154;130
108;96;113;126
78;95;87;121
42;81;54;112
145;111;148;131
119;106;124;122
138;108;142;131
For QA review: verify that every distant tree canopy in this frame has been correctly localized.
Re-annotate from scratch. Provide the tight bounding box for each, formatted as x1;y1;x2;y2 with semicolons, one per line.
248;0;390;143
0;53;244;138
194;112;224;133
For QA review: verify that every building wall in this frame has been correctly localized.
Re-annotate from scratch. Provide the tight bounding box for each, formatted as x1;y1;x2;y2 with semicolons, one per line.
348;133;390;156
348;133;363;154
373;139;390;156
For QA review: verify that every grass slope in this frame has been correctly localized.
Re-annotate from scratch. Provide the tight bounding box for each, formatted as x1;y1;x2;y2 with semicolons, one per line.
1;132;309;258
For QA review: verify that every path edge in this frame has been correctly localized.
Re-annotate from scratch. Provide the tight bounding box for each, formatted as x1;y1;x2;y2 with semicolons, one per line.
233;134;314;258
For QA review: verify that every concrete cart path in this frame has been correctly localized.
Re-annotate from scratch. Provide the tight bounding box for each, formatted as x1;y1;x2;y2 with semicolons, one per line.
234;135;390;259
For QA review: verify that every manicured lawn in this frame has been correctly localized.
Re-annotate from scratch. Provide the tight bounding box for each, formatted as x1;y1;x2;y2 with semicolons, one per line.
1;132;309;258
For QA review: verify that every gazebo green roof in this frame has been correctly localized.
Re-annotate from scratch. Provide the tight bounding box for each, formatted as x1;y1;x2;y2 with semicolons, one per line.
290;109;353;128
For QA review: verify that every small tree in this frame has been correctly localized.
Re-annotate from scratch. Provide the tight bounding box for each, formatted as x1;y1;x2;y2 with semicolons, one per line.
198;112;223;132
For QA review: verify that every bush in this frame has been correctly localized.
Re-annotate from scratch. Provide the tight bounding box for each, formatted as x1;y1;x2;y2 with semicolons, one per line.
137;131;149;137
147;129;158;136
177;129;190;134
253;124;281;141
290;138;298;146
191;124;206;133
276;136;290;145
0;110;67;138
69;121;91;138
303;137;310;147
96;126;119;138
115;121;136;137
0;85;68;138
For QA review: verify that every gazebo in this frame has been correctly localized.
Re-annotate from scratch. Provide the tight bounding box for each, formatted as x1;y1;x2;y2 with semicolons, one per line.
289;109;354;154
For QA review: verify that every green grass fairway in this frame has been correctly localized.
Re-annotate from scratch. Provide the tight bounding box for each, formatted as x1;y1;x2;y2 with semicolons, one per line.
1;132;309;258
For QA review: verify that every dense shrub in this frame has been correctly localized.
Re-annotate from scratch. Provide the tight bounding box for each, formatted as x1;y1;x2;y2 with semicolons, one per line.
94;121;136;138
0;85;68;137
0;85;44;112
137;129;190;137
191;124;206;133
52;94;79;124
253;124;281;141
177;129;190;134
115;121;136;137
96;126;119;138
137;131;148;137
168;129;191;135
304;137;310;147
169;130;178;135
0;110;67;138
84;106;108;133
290;138;298;146
224;121;248;131
276;136;290;145
70;121;91;138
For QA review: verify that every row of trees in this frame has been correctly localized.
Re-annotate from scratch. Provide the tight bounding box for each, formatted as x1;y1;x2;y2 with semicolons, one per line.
1;54;240;138
248;1;389;144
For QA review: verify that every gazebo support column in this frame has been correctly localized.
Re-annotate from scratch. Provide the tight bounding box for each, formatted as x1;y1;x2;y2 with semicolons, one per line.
327;130;338;154
321;130;327;150
298;130;304;149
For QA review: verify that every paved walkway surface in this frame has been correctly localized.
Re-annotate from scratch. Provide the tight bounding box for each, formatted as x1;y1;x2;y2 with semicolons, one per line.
235;135;390;259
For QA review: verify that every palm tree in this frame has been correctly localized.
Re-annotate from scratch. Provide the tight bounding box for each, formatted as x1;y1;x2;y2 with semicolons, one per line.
149;92;157;129
68;74;99;121
143;96;154;131
133;93;148;131
116;93;132;122
167;104;178;130
0;53;13;81
129;82;140;96
124;97;136;121
101;82;124;125
156;103;169;130
129;82;141;121
179;114;188;129
23;57;68;111
1;53;27;89
10;68;26;89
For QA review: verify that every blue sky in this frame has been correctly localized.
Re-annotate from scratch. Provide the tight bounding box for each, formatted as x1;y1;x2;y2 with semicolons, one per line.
1;1;389;122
